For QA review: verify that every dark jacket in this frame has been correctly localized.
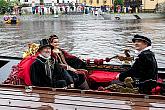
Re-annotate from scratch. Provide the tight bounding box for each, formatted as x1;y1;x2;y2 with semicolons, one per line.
119;49;158;82
30;56;73;87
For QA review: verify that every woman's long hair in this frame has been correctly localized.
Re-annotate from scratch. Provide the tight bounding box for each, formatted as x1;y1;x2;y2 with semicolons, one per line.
48;34;58;43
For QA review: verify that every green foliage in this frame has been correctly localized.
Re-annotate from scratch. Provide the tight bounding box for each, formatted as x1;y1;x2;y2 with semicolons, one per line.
114;0;123;5
0;0;8;7
8;0;21;6
0;0;9;14
0;0;21;14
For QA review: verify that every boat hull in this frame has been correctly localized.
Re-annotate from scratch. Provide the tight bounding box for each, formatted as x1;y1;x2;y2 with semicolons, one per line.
4;19;20;24
0;84;165;110
0;56;165;109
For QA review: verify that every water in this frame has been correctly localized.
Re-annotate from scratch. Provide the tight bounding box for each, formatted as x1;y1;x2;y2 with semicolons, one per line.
0;15;165;67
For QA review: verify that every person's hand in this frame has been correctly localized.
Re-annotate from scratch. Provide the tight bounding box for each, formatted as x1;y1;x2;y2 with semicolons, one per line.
116;73;120;80
117;54;126;61
67;66;77;72
59;64;68;69
68;83;74;88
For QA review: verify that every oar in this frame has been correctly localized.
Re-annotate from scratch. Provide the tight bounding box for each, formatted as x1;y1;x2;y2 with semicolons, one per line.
82;55;118;65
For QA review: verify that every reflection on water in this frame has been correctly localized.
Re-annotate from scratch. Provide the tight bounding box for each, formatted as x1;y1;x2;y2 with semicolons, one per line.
0;15;165;67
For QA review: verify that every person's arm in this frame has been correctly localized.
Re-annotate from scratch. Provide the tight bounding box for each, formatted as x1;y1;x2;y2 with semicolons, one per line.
118;53;150;82
52;61;74;86
118;68;134;82
118;55;144;82
61;49;86;69
61;49;76;59
137;53;157;80
30;62;41;86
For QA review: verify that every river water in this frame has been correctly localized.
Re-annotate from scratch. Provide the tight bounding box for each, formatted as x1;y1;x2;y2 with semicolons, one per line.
0;15;165;67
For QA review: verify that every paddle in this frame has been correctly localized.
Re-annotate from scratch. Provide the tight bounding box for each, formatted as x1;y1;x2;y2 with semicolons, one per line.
82;49;134;65
82;55;118;65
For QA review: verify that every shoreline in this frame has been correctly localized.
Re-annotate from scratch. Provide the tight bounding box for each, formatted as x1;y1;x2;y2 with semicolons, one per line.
0;12;165;22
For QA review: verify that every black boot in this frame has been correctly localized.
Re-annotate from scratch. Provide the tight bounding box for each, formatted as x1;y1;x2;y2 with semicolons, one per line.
79;80;89;90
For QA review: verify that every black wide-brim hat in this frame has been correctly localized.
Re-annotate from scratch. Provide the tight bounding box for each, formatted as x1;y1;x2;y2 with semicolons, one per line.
132;34;151;46
38;39;54;51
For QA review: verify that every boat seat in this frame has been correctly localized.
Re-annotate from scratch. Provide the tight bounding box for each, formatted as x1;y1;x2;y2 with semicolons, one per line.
89;70;120;83
152;79;163;94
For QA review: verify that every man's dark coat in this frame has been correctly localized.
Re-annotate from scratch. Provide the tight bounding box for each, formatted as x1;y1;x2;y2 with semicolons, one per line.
119;49;158;82
30;56;73;87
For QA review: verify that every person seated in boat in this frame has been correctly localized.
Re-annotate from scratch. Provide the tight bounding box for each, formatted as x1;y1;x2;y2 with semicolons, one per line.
30;39;74;88
3;13;10;21
48;35;89;90
116;34;158;93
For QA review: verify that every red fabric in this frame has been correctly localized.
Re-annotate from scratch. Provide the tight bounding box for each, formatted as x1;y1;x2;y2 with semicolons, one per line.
17;53;38;85
61;49;76;59
89;70;120;82
152;79;163;94
51;49;77;60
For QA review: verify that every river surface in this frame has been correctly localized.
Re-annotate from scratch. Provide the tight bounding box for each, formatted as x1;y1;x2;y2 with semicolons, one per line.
0;15;165;67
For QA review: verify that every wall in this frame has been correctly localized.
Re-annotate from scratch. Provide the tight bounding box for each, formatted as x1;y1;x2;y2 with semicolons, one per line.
142;0;165;10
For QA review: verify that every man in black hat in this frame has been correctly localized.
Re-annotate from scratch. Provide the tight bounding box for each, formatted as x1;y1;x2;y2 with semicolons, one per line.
116;34;158;93
30;39;74;88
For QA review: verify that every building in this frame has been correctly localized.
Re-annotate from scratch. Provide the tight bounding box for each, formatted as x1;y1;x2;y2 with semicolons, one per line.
123;0;142;13
19;0;78;14
123;0;165;13
20;0;76;6
79;0;114;7
142;0;165;12
79;0;165;13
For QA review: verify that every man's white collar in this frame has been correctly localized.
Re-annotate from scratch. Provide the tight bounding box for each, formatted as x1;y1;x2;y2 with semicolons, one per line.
135;46;152;55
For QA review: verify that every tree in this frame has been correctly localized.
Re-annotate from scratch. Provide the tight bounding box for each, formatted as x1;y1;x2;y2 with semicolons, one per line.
0;0;9;14
8;0;21;6
114;0;123;6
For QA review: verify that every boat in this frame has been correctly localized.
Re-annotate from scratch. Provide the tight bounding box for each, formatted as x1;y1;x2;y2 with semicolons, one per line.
3;16;20;24
0;55;165;90
0;55;165;109
0;84;165;110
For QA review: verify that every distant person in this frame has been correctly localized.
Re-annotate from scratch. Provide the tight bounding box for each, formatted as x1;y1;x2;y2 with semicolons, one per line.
42;7;44;15
3;13;9;21
65;7;68;14
19;7;22;16
36;6;38;14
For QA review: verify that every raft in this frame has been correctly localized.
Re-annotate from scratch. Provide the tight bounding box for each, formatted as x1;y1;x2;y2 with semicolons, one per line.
4;17;20;24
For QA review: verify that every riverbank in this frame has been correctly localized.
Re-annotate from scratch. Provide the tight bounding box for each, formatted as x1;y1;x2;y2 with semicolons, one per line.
101;13;165;20
0;13;165;23
0;14;105;22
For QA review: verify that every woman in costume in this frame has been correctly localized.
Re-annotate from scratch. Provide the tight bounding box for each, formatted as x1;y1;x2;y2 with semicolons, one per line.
49;34;89;90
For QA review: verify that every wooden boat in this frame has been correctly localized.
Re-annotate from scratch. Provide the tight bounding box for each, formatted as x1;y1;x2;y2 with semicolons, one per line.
0;55;165;109
1;84;165;110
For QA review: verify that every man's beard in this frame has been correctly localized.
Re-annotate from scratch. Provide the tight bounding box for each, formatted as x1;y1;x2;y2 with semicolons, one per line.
41;52;51;58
